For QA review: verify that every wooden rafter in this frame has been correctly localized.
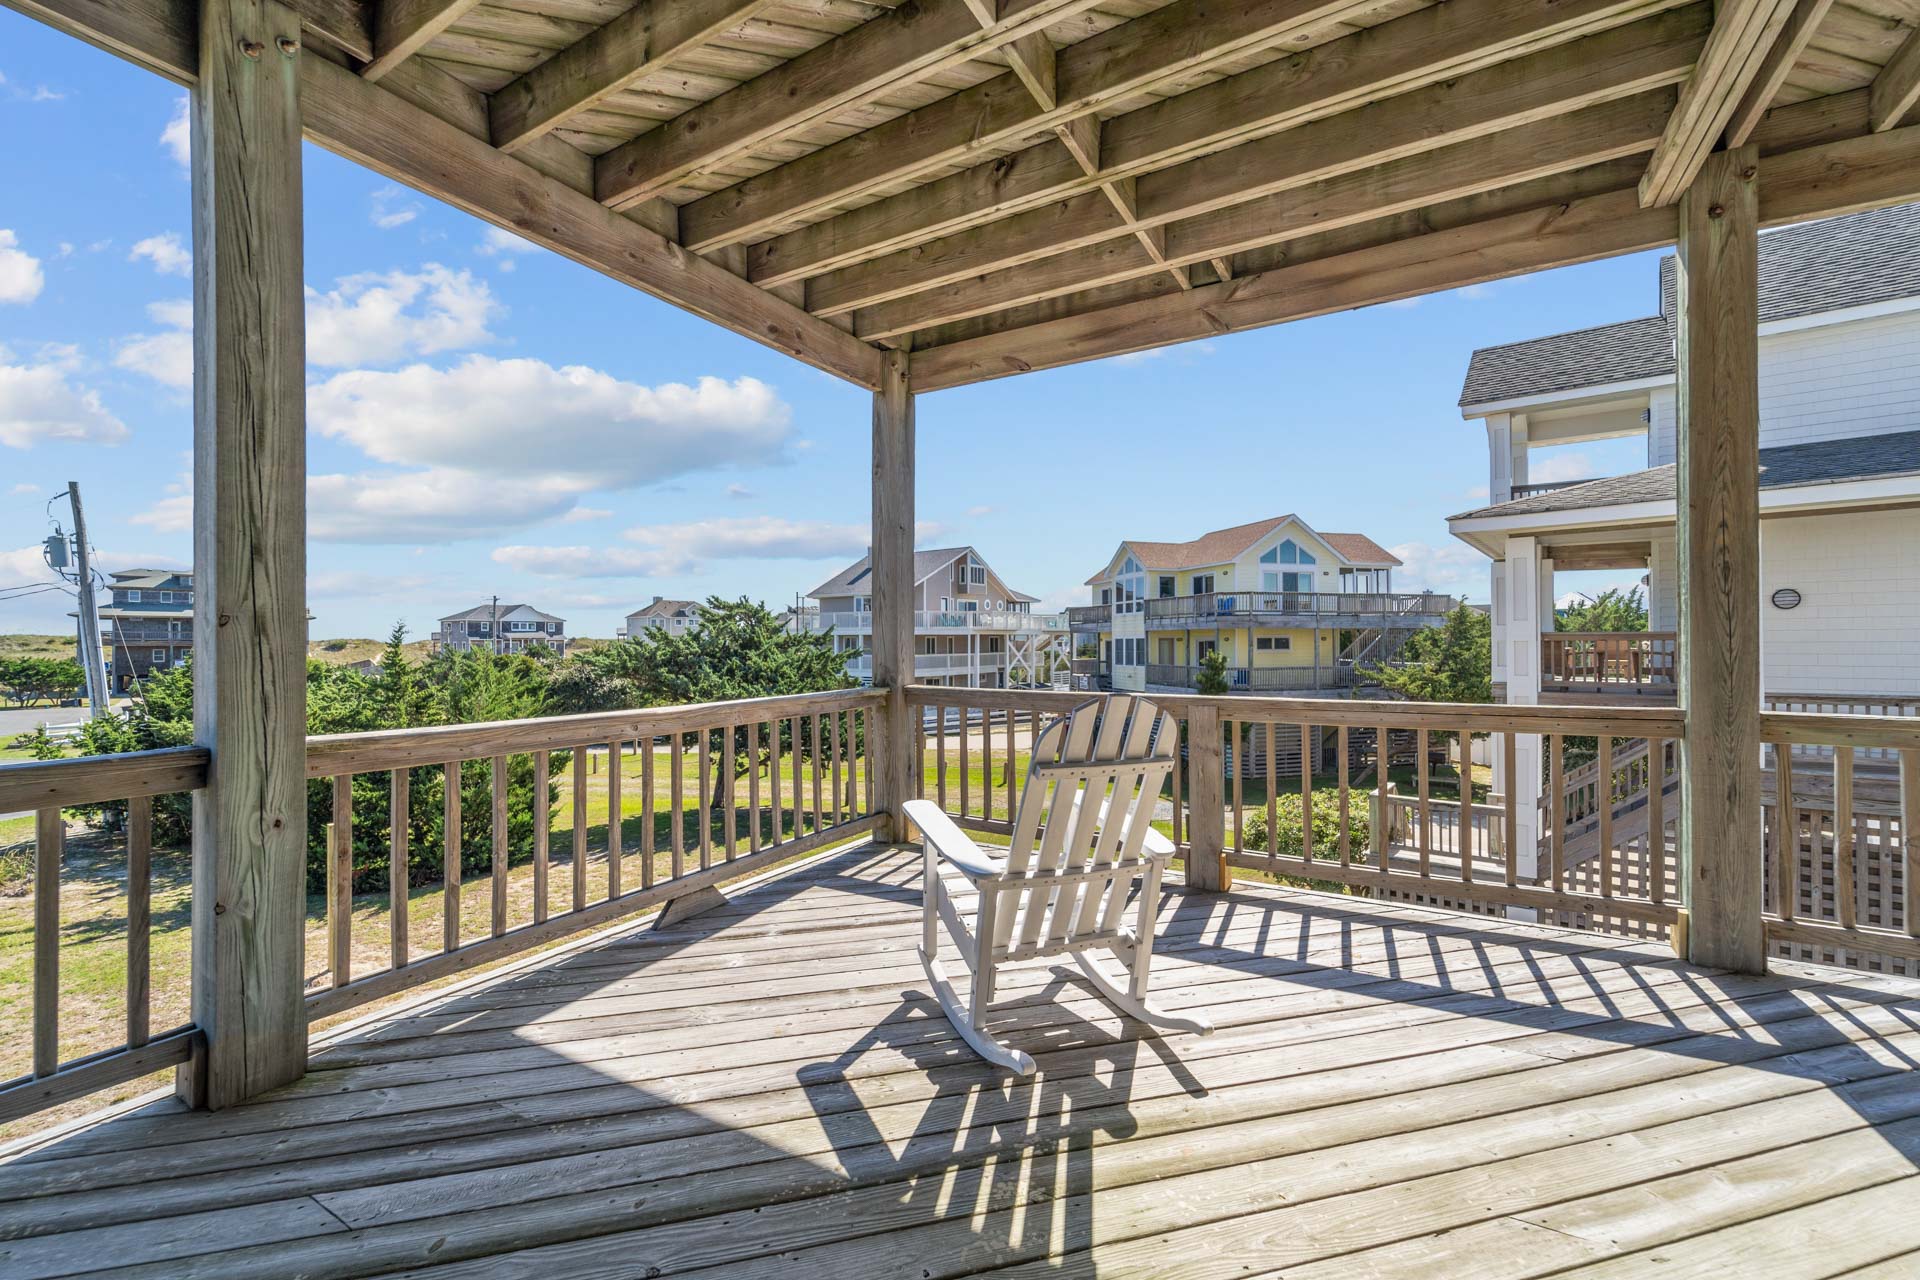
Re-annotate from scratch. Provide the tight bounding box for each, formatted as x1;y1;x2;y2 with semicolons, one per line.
1637;0;1797;206
1871;28;1920;132
740;0;1687;284
592;0;1102;210
362;0;480;82
684;0;1413;255
487;0;776;154
851;89;1680;339
804;11;1706;320
1723;0;1836;147
911;116;1920;388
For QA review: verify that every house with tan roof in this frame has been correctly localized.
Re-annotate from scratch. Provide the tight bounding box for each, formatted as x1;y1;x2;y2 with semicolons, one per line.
1072;515;1454;696
618;596;703;639
797;546;1067;689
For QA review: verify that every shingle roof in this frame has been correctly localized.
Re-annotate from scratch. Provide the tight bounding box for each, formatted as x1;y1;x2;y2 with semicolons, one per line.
1450;428;1920;520
1461;204;1920;407
807;547;971;600
440;603;564;624
109;568;191;589
1084;517;1399;583
1319;532;1403;567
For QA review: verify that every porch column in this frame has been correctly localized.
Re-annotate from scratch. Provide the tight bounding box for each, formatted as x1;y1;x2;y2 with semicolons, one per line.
1676;146;1766;973
870;349;916;841
1497;536;1545;916
185;0;310;1108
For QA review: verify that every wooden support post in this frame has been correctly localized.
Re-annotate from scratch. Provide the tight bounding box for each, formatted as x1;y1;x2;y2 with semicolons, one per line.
184;0;309;1110
870;348;916;842
1185;703;1229;891
1676;144;1767;974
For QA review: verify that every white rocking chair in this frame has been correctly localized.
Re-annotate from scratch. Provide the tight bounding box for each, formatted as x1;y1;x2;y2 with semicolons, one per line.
903;694;1213;1076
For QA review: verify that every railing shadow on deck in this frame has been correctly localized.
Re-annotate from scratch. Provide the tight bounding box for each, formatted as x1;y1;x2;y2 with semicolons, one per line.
7;841;1920;1278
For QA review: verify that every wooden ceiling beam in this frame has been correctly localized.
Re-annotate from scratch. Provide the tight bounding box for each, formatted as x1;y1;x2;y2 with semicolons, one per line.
740;0;1687;285
1723;0;1835;147
1870;28;1920;132
361;0;481;82
686;0;1397;255
592;0;1100;210
6;0;880;386
911;118;1920;390
1637;0;1796;206
805;11;1704;319
488;0;776;154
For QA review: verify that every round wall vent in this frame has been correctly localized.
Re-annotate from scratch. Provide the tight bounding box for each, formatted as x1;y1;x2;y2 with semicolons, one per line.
1771;588;1802;610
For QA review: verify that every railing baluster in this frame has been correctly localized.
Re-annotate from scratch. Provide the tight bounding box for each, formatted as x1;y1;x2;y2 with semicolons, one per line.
1503;731;1518;887
749;722;763;856
571;746;588;915
332;774;353;986
1598;735;1614;899
1337;726;1350;872
809;713;824;834
1649;738;1666;906
937;702;949;809
1375;723;1391;881
608;740;623;897
1902;746;1918;940
829;711;842;829
391;768;410;967
959;707;971;820
725;724;739;859
699;728;714;870
670;732;686;877
1416;728;1430;878
1460;728;1474;886
1301;723;1314;865
983;705;995;822
35;806;62;1077
1548;734;1565;894
491;755;509;935
127;795;151;1048
641;735;656;883
1836;744;1856;932
1264;719;1277;871
445;760;463;951
532;751;549;925
1170;714;1184;850
1230;719;1244;859
770;719;784;846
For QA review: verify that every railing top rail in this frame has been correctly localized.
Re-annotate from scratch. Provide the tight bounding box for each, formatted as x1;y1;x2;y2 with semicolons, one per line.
906;684;1686;738
305;687;883;778
1760;710;1920;752
0;745;211;812
1548;631;1678;641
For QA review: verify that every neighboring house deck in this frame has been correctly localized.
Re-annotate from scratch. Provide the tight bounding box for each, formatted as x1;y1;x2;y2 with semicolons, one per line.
803;547;1068;689
89;569;194;693
10;839;1920;1278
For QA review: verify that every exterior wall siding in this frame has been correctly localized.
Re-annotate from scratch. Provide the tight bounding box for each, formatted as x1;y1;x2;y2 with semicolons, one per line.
1759;509;1920;696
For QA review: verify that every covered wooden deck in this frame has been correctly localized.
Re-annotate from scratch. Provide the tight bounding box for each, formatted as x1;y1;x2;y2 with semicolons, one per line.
7;840;1920;1279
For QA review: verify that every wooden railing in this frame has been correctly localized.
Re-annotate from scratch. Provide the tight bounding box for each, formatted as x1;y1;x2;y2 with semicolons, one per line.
1144;663;1352;692
1145;591;1455;624
1760;710;1920;969
907;685;1686;928
1541;632;1678;692
302;687;883;1019
1;688;883;1124
0;747;210;1124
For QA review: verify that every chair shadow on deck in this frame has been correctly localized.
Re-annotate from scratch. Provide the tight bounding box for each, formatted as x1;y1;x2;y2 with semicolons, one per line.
7;841;1920;1279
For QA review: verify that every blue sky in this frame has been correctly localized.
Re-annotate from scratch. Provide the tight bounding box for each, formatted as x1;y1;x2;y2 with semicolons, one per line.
1;11;1651;641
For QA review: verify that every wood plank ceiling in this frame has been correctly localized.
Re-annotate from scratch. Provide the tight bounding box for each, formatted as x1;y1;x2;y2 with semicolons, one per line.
20;0;1920;389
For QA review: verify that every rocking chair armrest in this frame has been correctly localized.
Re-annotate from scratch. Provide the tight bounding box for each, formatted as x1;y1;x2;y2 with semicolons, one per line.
903;799;1005;882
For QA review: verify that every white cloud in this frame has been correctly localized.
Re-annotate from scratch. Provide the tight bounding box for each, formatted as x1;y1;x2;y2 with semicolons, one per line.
8;482;40;495
0;544;61;584
560;507;612;523
477;227;539;259
307;468;585;544
0;349;129;449
305;265;500;367
725;483;754;500
963;504;994;518
0;230;45;304
308;359;791;489
369;187;420;230
1529;452;1600;484
130;232;191;276
497;516;873;579
131;470;193;533
114;299;193;389
1387;540;1487;601
309;568;432;598
162;96;190;169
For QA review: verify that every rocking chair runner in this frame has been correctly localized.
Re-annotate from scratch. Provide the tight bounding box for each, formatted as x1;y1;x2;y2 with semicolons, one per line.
903;694;1213;1075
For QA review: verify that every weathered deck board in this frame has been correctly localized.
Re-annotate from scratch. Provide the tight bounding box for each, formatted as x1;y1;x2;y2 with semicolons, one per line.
3;840;1917;1279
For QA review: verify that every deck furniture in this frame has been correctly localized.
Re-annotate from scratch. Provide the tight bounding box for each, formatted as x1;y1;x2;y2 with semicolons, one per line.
904;694;1211;1074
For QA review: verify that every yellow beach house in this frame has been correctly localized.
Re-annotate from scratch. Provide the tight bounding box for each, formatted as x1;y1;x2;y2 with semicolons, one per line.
1071;515;1454;696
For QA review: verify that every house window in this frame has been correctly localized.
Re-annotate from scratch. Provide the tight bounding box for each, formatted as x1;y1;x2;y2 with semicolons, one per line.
127;590;142;602
1100;587;1112;606
1256;636;1292;652
1114;556;1146;614
1158;575;1176;598
1191;574;1214;595
151;648;167;663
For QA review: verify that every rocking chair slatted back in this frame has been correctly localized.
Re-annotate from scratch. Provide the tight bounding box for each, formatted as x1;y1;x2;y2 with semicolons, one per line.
995;696;1177;955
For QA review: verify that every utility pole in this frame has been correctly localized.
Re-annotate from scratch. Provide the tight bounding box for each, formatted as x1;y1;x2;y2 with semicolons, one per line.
66;482;111;717
490;594;500;656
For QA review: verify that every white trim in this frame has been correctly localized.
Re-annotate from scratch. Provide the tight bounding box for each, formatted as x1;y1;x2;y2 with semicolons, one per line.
1757;295;1920;337
1449;473;1920;543
1460;374;1673;418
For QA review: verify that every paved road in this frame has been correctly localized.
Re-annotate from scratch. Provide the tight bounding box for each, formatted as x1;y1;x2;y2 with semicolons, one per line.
0;704;87;741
